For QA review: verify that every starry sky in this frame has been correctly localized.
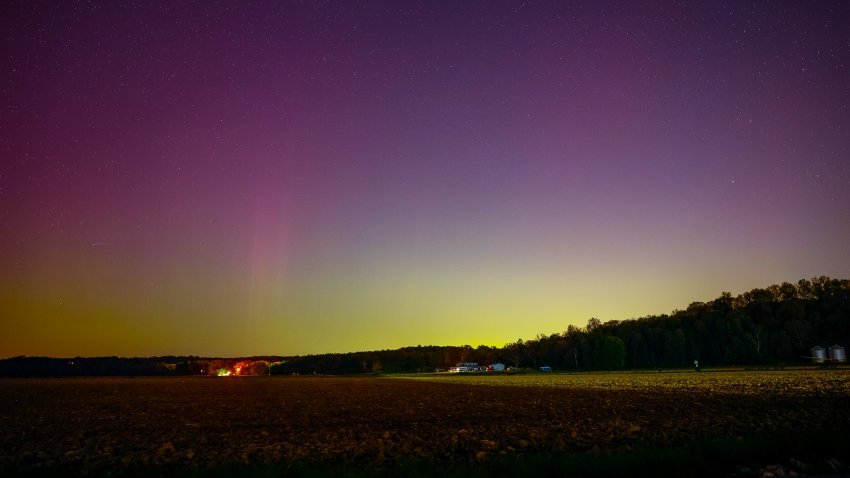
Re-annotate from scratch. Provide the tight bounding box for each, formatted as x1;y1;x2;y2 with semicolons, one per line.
2;1;849;358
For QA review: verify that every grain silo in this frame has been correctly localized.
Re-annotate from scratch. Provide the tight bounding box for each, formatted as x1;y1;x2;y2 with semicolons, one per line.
828;345;846;363
811;346;827;364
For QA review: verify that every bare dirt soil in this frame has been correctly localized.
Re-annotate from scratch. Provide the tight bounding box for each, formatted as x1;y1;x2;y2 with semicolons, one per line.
1;371;848;476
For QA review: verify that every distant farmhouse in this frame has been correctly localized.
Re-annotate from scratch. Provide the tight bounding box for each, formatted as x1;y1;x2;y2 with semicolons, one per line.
449;362;507;373
449;362;482;373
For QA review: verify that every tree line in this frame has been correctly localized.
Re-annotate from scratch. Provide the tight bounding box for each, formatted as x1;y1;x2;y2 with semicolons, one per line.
2;277;847;376
269;276;849;374
517;277;850;370
0;356;286;377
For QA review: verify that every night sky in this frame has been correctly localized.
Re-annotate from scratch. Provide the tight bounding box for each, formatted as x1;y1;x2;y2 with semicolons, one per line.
2;1;849;358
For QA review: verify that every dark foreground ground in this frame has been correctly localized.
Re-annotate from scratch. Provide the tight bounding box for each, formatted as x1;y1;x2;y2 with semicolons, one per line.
1;371;849;477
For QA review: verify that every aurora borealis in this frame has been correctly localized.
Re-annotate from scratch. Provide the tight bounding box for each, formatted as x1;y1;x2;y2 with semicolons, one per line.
2;1;849;358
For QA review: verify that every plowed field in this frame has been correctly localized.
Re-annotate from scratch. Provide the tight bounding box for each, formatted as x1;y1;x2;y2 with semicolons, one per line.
2;371;848;476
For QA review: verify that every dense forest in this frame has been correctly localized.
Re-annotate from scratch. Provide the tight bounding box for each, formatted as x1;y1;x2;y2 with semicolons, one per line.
2;277;848;376
272;277;850;373
511;275;850;370
272;277;850;374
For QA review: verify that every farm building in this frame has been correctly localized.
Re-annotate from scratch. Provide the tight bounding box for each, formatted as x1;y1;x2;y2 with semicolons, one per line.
811;346;827;363
540;366;552;372
449;362;481;373
488;363;506;372
829;345;846;362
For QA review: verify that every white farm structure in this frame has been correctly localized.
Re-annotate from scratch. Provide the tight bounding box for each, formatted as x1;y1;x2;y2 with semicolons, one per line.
449;362;482;373
449;362;507;372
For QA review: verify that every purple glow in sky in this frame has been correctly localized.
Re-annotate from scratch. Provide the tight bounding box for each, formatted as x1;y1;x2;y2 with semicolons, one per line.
2;1;849;357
